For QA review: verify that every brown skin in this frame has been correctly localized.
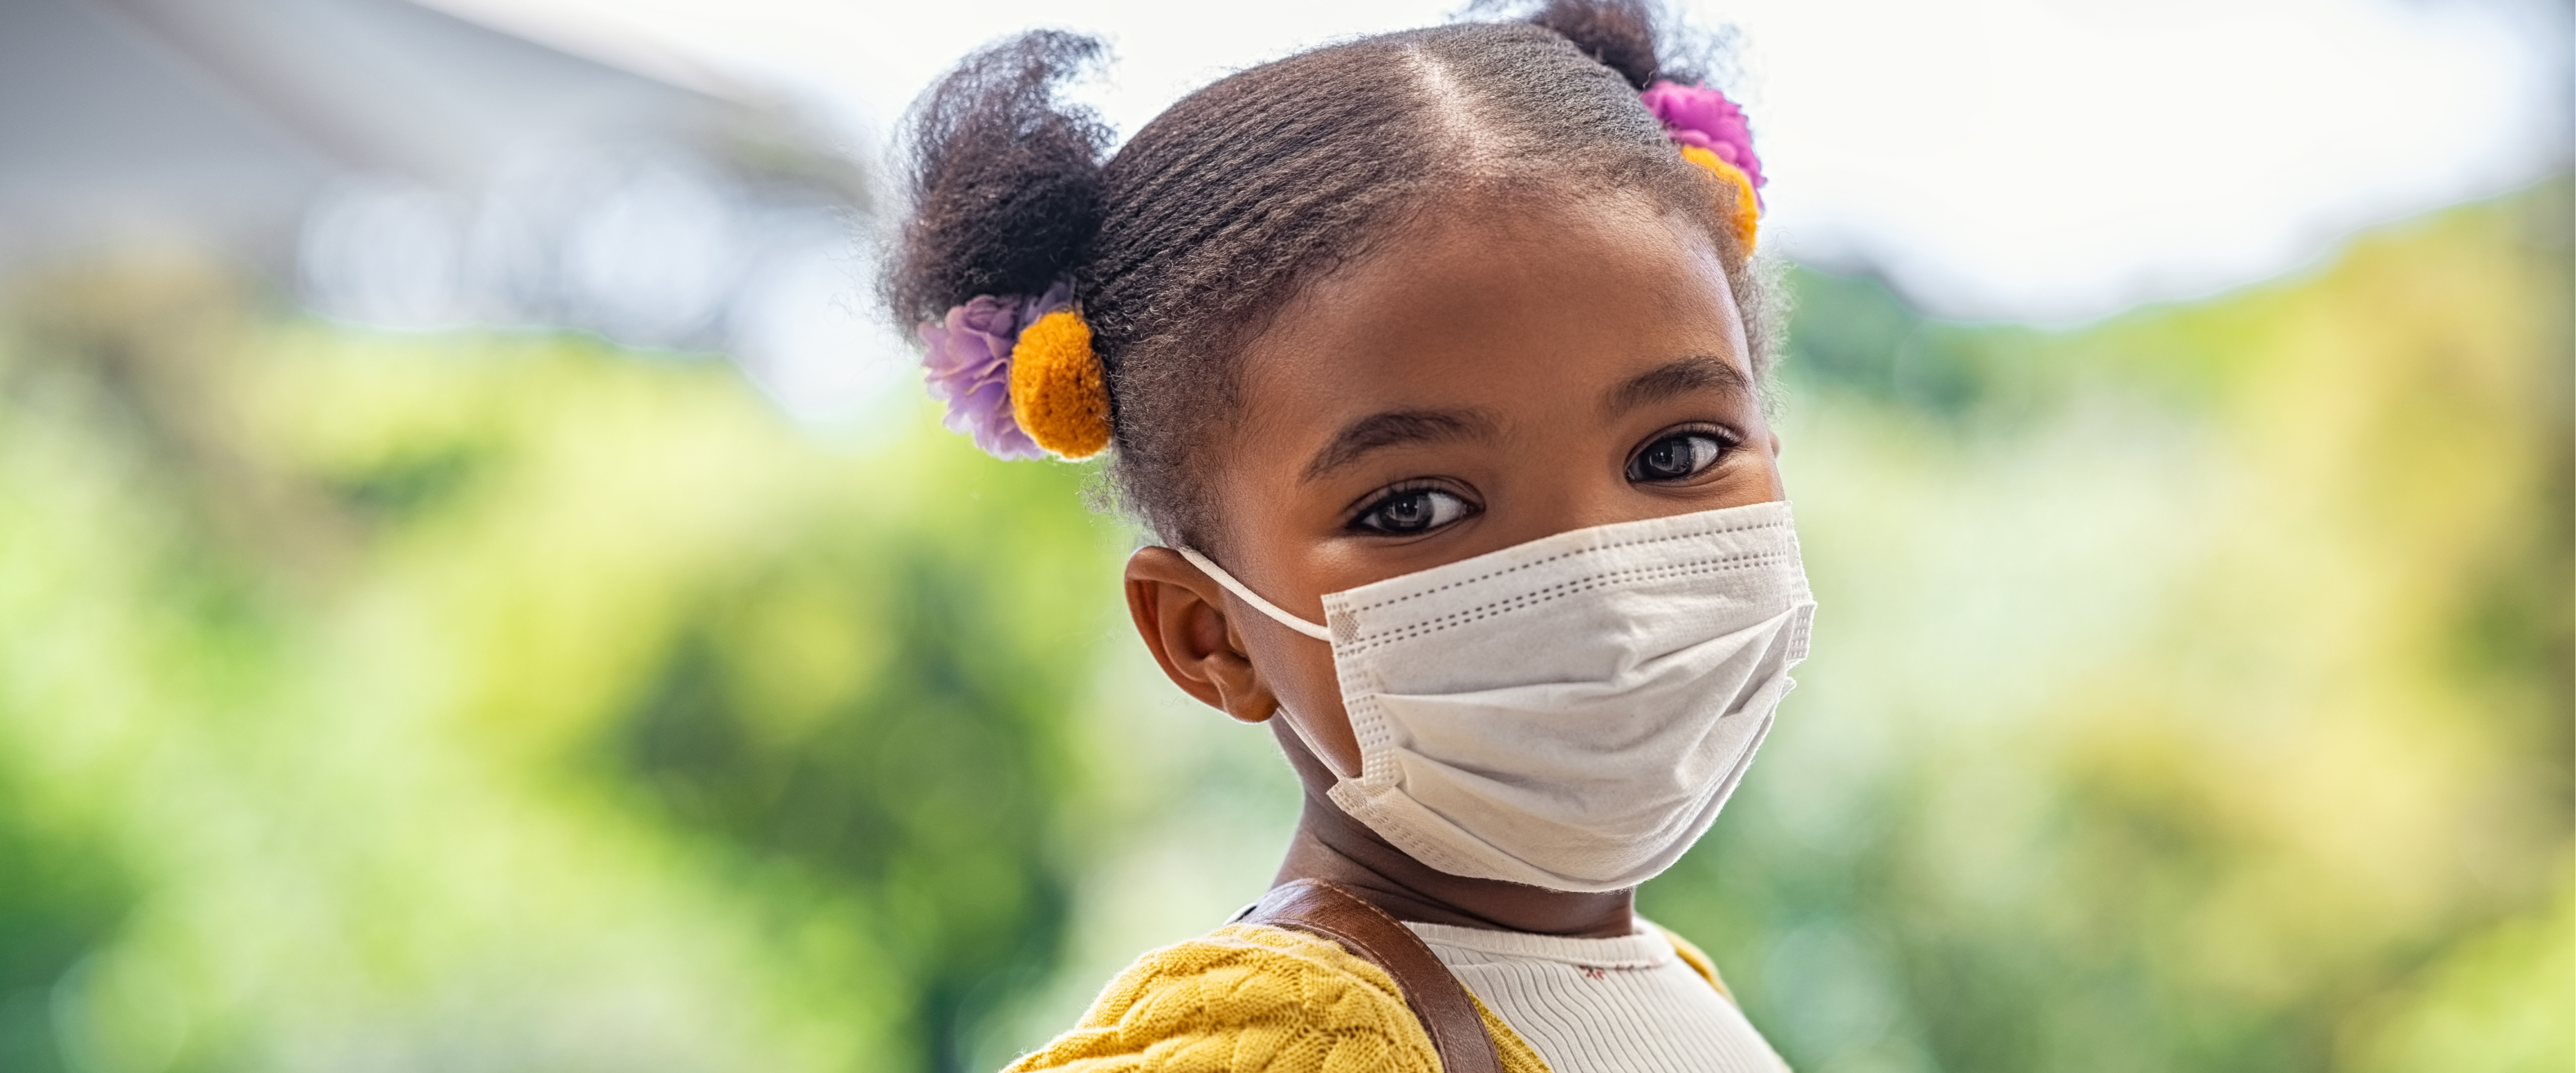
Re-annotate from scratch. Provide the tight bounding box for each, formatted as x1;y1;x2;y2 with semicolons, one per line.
1124;188;1784;939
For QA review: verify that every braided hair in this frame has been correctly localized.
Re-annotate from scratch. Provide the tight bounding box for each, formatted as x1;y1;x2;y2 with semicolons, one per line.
886;0;1771;547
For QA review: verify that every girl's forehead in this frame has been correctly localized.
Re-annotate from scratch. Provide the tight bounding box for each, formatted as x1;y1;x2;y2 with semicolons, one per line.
1240;192;1747;411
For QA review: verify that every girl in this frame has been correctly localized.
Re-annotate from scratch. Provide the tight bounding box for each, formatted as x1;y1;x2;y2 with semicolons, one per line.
890;2;1812;1069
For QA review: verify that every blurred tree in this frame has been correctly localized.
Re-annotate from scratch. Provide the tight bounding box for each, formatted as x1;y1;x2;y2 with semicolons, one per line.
0;257;1119;1073
608;456;1105;1073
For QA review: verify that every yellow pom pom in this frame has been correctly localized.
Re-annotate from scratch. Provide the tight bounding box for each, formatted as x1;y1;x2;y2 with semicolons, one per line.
1008;308;1113;460
1679;145;1761;256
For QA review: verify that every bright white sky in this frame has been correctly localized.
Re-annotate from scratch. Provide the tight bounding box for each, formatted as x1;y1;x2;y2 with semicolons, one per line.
428;0;2567;322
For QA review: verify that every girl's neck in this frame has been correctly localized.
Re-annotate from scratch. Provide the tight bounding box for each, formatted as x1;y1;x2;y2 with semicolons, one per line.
1269;728;1637;939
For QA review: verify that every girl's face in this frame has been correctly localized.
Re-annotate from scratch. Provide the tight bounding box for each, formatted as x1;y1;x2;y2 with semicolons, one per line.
1126;188;1783;775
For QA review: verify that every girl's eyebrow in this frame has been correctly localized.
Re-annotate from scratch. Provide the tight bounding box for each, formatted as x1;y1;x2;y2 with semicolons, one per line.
1603;355;1752;416
1302;408;1499;481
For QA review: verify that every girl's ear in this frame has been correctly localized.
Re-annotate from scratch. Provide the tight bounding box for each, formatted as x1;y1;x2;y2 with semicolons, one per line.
1124;546;1277;724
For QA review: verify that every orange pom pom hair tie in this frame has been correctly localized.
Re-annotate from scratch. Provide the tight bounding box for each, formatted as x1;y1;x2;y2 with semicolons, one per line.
1678;145;1761;255
1008;309;1112;459
915;279;1114;461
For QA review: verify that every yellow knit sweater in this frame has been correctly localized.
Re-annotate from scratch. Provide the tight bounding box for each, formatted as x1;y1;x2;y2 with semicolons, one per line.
1004;922;1746;1073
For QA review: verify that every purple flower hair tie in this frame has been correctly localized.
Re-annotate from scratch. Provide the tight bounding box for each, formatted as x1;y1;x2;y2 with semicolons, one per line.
1641;80;1764;208
917;279;1073;461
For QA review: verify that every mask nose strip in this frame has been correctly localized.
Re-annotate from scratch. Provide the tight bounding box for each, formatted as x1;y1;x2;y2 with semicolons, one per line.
1173;547;1334;641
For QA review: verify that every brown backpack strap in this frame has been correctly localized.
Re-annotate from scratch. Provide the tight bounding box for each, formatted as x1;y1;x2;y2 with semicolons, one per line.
1235;879;1504;1073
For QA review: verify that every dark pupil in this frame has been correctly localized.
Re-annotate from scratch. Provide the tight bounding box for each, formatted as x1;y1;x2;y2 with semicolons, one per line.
1643;438;1691;479
1382;492;1431;528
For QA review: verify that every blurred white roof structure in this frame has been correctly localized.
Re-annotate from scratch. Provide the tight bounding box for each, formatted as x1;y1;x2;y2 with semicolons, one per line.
0;0;892;422
0;0;748;267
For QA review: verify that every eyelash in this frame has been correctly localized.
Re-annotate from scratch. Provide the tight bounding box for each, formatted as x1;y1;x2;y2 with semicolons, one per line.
1347;480;1480;536
1626;424;1742;484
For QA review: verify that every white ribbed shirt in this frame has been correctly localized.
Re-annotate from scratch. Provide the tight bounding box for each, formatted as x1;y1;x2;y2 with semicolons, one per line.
1405;920;1786;1073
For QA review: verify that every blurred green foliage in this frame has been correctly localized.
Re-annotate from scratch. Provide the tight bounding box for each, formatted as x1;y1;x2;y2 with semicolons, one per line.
0;181;2564;1073
0;266;1126;1072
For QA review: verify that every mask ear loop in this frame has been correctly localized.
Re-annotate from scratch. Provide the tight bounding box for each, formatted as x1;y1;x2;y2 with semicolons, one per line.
1172;548;1355;778
1172;547;1333;641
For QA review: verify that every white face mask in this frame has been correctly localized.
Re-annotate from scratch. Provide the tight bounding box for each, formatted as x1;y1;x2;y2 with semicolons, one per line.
1178;500;1815;893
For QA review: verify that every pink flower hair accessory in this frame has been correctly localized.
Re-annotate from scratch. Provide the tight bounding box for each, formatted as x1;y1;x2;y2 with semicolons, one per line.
1641;80;1764;208
917;279;1073;461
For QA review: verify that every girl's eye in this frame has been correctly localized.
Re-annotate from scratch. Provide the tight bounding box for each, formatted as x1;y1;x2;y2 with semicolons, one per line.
1352;487;1477;535
1627;432;1729;483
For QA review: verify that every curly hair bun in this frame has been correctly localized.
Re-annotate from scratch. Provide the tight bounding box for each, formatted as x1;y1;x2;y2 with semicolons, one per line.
1520;0;1664;88
888;31;1110;328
